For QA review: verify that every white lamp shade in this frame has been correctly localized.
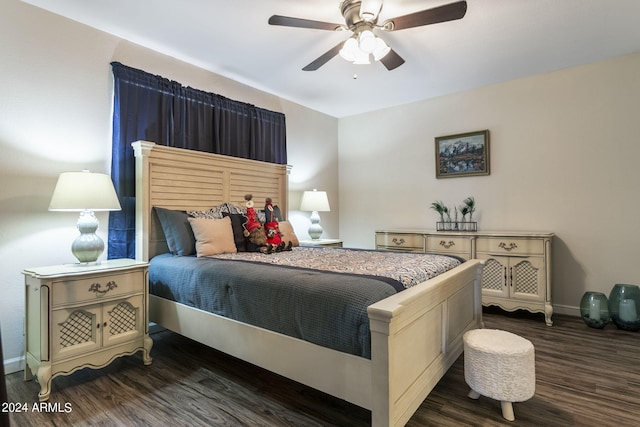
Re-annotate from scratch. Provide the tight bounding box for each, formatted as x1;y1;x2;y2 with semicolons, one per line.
372;37;391;61
339;37;358;62
49;171;121;211
352;49;371;65
300;190;330;212
358;30;377;54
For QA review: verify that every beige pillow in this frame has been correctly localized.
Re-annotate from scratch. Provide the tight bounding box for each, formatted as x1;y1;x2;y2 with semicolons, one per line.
188;216;237;256
278;221;300;247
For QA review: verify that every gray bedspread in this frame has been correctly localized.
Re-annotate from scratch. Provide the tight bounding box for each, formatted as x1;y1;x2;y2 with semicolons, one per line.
149;248;461;358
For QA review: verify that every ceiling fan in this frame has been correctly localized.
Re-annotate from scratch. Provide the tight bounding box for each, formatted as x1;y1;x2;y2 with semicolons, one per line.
268;0;467;71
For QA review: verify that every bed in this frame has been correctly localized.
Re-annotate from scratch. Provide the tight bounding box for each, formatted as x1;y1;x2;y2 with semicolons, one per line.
133;141;484;427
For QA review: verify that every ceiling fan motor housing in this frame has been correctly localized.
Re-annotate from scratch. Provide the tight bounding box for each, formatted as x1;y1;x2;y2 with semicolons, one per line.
341;0;379;30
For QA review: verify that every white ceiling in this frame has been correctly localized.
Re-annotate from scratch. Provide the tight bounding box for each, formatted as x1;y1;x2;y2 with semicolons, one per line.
21;0;640;118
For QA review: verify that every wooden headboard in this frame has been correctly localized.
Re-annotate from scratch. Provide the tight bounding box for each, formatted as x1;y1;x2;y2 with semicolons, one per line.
133;141;290;261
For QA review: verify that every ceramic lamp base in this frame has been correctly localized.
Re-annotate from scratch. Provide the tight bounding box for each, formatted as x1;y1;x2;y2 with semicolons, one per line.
71;210;104;263
308;210;323;240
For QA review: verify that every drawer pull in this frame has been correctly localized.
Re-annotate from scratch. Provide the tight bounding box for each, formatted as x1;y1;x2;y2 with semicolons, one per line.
89;281;118;295
498;242;518;252
440;240;456;249
392;238;405;246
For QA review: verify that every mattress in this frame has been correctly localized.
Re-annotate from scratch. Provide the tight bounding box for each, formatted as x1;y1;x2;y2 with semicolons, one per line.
149;247;461;358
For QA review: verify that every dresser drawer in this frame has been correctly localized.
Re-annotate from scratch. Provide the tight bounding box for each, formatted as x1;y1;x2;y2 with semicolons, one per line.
376;233;425;251
52;270;144;306
426;235;472;256
476;237;544;256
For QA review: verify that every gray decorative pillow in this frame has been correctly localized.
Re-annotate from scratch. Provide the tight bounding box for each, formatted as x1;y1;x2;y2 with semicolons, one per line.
187;206;224;219
223;202;245;215
153;207;196;256
187;203;245;219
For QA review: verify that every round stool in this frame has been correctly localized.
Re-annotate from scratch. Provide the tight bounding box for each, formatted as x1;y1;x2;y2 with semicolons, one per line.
463;329;535;421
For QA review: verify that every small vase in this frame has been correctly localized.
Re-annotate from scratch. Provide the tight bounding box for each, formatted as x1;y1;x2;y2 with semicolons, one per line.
579;292;609;329
608;284;640;331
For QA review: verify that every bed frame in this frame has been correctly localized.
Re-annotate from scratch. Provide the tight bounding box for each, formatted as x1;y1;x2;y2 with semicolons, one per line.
133;141;483;427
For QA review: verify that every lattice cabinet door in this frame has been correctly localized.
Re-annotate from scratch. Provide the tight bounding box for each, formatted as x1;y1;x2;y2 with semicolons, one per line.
51;304;101;361
102;295;144;347
476;255;509;298
477;254;546;303
510;257;545;302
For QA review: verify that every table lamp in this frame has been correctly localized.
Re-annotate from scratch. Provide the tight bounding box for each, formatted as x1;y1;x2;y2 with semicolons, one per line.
49;170;122;263
300;189;330;240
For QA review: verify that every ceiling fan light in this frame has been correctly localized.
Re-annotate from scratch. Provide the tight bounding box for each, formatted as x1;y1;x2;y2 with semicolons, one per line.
372;37;391;61
360;0;382;21
358;30;377;54
339;37;358;62
352;49;370;65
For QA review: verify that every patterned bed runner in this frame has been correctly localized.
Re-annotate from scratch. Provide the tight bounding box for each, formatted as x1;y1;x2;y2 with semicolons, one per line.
208;247;461;289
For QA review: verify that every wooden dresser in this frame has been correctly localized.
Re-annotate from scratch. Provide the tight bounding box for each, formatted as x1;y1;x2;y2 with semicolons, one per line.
376;230;554;325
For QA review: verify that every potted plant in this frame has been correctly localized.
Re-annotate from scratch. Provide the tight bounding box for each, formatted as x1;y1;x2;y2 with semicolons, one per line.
463;197;476;222
430;201;446;230
443;206;452;230
463;197;476;231
459;205;470;230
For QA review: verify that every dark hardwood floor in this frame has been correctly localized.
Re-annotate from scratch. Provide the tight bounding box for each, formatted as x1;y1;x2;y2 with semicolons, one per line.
6;308;640;426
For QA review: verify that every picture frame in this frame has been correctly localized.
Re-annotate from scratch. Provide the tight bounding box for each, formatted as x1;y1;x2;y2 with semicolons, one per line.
435;130;490;178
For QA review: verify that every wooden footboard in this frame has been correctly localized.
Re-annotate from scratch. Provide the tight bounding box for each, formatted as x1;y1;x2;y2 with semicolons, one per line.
368;259;483;427
148;260;482;426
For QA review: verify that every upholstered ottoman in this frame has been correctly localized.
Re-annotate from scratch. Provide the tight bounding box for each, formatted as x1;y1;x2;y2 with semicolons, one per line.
463;329;535;421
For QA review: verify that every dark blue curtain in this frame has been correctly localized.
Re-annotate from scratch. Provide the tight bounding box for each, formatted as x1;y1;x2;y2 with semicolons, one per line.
108;62;287;259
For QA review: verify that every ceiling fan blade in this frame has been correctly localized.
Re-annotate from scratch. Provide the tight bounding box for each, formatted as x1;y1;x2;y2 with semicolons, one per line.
302;42;344;71
384;0;467;31
380;48;405;71
268;15;343;31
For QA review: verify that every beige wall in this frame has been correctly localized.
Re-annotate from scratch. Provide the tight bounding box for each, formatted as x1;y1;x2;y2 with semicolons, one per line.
0;0;338;371
338;52;640;316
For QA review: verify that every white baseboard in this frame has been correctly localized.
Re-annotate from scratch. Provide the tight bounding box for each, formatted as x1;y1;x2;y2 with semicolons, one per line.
4;355;24;375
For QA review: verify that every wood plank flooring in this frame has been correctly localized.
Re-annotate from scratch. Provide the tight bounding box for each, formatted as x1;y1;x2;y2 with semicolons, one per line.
6;308;640;426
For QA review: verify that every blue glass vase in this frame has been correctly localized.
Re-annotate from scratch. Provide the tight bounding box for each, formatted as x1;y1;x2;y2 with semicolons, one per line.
580;292;609;329
608;284;640;331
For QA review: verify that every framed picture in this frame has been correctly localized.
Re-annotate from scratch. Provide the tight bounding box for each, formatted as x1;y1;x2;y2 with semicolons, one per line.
435;130;490;178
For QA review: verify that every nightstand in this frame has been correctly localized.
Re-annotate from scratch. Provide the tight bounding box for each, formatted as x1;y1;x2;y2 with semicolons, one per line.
23;259;152;401
299;238;343;247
